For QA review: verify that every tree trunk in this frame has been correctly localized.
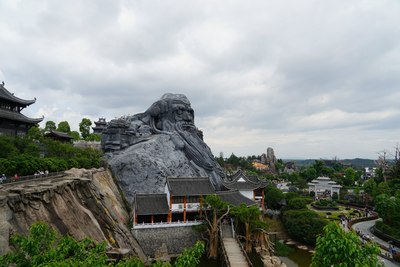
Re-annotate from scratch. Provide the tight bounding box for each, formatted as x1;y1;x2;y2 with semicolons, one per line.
207;208;219;259
245;222;252;253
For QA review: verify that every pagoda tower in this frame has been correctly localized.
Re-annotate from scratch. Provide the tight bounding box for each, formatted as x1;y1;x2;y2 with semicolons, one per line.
0;82;43;136
92;117;107;135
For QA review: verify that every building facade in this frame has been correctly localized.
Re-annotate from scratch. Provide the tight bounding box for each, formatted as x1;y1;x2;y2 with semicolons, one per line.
222;169;268;210
132;176;257;228
0;83;43;136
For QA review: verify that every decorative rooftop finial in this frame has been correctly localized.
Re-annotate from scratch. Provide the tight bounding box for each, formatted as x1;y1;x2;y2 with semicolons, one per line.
1;81;4;86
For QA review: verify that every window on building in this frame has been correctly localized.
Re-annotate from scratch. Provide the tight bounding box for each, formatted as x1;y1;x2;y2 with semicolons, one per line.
187;196;200;203
172;196;184;203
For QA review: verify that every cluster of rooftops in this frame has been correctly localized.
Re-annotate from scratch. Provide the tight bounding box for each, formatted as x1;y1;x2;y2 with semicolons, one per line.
133;170;268;227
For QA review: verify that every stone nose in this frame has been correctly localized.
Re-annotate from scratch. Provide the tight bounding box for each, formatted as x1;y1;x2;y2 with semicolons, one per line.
182;111;192;121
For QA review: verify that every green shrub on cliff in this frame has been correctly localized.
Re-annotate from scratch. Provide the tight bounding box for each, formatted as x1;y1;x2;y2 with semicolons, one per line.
0;222;108;266
0;222;205;267
0;135;101;176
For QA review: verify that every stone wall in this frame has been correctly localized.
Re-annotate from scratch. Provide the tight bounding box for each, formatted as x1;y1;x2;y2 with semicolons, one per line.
132;225;202;258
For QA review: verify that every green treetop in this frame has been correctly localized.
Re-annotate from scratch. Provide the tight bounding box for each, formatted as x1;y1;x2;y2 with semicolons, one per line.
311;222;381;267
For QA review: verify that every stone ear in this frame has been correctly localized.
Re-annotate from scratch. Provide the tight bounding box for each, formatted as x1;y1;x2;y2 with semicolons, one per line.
148;103;161;117
147;100;168;117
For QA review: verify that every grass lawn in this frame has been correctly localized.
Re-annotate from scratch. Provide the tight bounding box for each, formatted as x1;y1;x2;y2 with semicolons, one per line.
307;204;363;221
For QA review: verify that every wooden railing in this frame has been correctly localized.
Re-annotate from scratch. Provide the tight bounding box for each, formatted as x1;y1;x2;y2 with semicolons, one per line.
219;222;253;267
235;235;254;267
219;230;231;267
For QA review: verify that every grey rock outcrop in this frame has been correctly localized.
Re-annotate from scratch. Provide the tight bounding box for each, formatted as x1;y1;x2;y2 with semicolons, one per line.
102;93;224;202
0;169;145;259
261;147;277;173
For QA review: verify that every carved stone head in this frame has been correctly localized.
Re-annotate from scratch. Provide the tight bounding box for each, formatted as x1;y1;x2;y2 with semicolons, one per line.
146;93;195;132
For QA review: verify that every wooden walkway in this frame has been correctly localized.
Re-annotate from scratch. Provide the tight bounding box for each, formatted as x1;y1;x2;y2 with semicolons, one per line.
221;224;252;267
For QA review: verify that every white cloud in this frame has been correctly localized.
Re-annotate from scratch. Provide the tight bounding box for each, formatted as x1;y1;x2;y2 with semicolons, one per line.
1;0;400;159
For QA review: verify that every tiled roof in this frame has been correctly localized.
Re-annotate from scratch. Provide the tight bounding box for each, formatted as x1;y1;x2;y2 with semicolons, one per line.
45;130;73;139
0;84;36;106
0;108;43;124
217;190;256;207
135;193;169;215
166;177;215;196
223;169;268;190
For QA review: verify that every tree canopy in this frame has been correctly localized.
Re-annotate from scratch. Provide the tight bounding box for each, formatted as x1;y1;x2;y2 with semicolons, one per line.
79;118;92;140
57;121;71;133
311;222;381;267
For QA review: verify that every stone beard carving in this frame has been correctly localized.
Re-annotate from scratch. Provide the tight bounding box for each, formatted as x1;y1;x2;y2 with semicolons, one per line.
145;93;220;174
102;93;224;201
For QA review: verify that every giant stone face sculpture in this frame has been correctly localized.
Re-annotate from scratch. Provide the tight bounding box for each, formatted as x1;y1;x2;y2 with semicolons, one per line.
102;93;224;203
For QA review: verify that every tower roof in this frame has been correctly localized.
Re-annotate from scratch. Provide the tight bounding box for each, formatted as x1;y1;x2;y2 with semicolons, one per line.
0;84;36;107
0;108;43;124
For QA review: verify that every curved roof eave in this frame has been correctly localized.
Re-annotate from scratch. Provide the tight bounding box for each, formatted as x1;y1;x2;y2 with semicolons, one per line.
0;85;36;106
0;109;44;124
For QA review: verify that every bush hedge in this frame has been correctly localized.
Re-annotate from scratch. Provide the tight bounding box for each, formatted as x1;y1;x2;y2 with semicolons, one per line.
282;209;327;245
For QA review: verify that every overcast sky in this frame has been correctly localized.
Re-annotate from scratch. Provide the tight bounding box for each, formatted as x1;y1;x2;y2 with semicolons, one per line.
1;1;400;159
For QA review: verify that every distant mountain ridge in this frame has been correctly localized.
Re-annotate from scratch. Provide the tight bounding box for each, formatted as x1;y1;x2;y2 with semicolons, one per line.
283;158;377;169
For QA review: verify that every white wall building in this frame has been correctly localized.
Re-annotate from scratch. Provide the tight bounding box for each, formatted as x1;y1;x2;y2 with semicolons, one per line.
308;176;342;199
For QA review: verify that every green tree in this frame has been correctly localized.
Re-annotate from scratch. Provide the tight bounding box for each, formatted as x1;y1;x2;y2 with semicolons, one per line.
374;194;400;226
70;130;81;141
0;136;18;158
264;185;284;210
363;178;377;198
27;125;43;141
300;166;317;182
202;195;230;259
376;182;390;196
231;204;268;252
313;160;325;176
343;167;356;186
282;210;327;245
57;121;71;133
174;241;205;267
311;222;381;267
87;133;101;141
44;120;56;132
79;118;92;140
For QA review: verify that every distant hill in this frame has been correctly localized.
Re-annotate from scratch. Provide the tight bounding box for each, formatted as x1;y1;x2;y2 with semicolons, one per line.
283;158;376;169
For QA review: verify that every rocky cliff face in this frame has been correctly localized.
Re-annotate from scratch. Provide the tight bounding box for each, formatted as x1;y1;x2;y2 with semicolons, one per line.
102;93;225;203
0;168;144;259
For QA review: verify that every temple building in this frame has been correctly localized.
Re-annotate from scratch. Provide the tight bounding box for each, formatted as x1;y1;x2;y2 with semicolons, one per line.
0;83;43;136
44;130;74;143
308;176;342;199
222;169;268;210
92;117;107;135
132;176;257;228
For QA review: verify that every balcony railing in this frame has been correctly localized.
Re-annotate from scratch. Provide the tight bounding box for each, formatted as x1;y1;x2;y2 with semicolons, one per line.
132;219;204;229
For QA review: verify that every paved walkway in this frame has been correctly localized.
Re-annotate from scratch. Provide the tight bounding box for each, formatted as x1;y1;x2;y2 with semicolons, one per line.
352;219;400;267
222;237;250;267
